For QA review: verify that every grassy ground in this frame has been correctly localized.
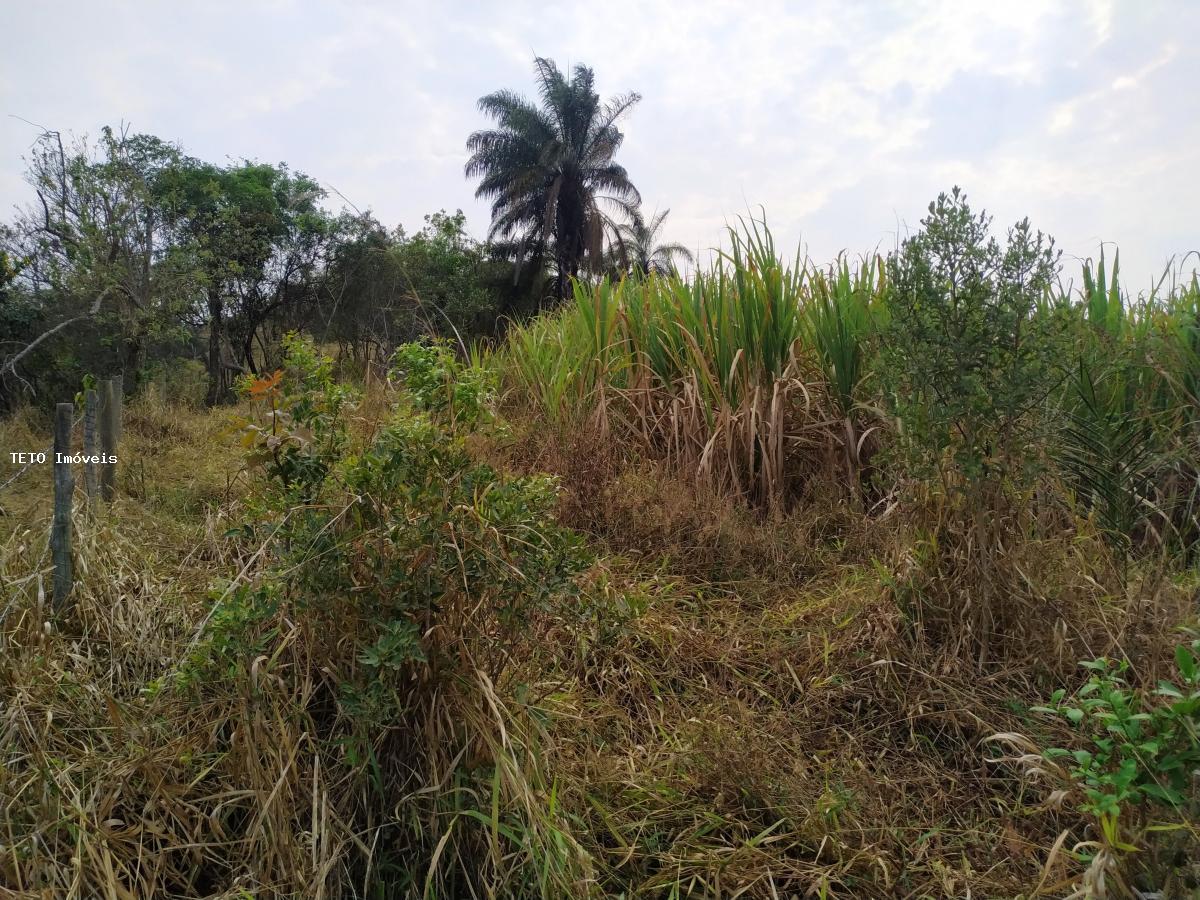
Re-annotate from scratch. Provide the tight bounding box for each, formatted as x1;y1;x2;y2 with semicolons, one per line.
1;397;252;896
1;391;1196;898
488;410;1198;898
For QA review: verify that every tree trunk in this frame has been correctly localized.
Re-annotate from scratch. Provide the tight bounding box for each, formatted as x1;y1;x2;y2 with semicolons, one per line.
122;333;143;391
552;267;565;306
205;290;225;406
242;329;259;376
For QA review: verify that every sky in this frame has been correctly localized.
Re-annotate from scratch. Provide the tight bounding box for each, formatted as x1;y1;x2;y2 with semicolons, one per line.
2;0;1197;289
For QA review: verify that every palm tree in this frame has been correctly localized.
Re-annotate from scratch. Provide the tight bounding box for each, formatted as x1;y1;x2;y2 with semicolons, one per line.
610;208;694;277
465;57;642;302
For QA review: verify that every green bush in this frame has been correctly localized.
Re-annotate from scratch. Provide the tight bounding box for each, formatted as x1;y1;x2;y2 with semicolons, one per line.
1034;641;1200;858
191;335;591;895
219;334;586;681
1054;252;1200;560
882;187;1067;491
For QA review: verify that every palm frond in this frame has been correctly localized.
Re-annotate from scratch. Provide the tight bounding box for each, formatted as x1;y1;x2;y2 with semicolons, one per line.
465;56;642;298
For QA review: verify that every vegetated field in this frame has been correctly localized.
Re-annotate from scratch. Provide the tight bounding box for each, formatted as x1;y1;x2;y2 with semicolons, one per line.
2;205;1199;899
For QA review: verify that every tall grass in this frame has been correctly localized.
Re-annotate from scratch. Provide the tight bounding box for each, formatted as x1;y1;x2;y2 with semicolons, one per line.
499;220;1199;558
1061;250;1200;556
803;254;886;502
4;240;1198;899
499;216;884;508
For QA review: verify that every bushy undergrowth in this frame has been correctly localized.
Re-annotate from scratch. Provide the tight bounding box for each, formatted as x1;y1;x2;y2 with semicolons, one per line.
497;193;1199;659
1;340;596;897
200;336;593;895
487;413;1198;897
488;189;1200;893
3;190;1199;899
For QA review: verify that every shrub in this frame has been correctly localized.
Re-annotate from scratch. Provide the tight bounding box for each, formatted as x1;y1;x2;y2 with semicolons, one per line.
193;335;592;895
1058;252;1156;557
875;189;1076;662
1054;253;1200;561
882;187;1067;492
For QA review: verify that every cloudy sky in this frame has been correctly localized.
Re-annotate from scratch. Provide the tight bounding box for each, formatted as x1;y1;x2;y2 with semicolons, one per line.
2;0;1196;287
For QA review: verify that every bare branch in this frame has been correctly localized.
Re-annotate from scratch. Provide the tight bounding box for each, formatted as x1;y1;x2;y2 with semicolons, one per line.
0;286;111;379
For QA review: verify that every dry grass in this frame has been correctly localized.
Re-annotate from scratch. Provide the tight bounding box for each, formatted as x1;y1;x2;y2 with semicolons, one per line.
488;408;1199;898
1;398;264;896
1;391;1197;898
1;393;592;899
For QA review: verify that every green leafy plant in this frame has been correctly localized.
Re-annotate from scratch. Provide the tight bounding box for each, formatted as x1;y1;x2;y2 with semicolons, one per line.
1060;358;1155;555
1034;641;1200;852
234;332;357;503
358;619;426;670
876;189;1072;662
389;337;495;427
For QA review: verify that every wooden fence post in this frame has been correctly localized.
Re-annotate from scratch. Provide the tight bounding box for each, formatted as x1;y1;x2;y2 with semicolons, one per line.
83;388;99;502
51;402;74;608
100;378;119;501
112;374;124;444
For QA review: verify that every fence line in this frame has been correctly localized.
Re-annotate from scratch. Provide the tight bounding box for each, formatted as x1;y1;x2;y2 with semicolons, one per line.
3;375;125;612
99;377;121;502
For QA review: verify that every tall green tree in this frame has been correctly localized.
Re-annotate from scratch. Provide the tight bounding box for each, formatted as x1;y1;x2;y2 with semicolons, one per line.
318;210;506;362
2;127;197;400
465;56;642;302
224;170;332;375
882;187;1067;490
155;160;292;404
317;212;399;363
391;210;493;342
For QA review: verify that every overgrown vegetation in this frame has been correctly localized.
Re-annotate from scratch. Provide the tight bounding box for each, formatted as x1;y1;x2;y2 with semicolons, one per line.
2;55;1199;898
